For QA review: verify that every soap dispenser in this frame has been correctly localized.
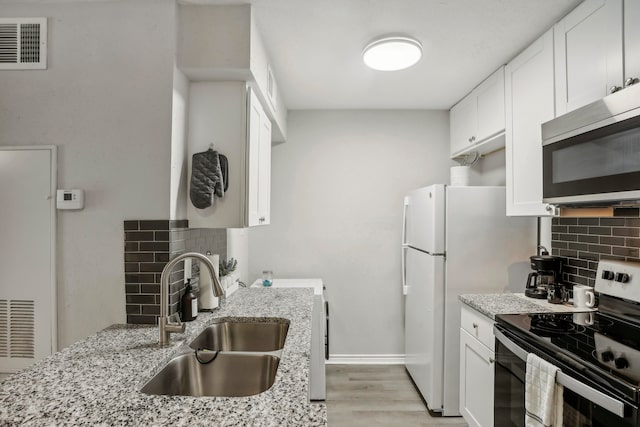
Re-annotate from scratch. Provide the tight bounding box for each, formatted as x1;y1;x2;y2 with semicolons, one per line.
181;279;198;321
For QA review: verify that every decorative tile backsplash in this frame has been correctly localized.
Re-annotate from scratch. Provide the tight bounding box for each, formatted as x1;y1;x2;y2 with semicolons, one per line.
551;207;640;288
124;220;226;325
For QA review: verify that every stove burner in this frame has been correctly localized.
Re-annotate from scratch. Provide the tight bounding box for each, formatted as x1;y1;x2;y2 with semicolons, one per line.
530;314;584;336
525;288;548;299
591;317;615;329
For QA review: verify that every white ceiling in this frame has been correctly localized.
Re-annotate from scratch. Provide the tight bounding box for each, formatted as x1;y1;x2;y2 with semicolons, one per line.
185;0;582;110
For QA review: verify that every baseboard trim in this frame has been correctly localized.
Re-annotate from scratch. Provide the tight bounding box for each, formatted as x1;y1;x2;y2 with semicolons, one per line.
326;354;405;365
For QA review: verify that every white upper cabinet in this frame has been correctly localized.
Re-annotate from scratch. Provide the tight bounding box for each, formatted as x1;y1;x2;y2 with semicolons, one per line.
554;0;624;115
505;30;556;217
247;89;271;226
625;0;640;85
187;83;271;228
450;67;505;158
450;95;477;155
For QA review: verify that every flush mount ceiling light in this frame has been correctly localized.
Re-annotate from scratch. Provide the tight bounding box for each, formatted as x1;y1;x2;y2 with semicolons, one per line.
362;35;423;71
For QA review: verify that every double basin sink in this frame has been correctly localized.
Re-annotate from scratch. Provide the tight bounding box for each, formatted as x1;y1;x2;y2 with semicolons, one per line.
141;317;290;398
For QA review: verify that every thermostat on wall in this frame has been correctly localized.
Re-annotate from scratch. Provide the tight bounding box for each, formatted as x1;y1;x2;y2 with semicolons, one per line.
56;189;84;210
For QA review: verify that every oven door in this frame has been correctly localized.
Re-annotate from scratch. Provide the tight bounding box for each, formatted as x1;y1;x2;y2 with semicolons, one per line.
494;327;638;427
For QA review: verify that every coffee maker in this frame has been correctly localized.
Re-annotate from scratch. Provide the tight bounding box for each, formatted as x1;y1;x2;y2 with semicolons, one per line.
525;246;563;301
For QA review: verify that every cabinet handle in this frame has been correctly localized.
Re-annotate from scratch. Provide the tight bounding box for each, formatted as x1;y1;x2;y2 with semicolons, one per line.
489;357;495;364
609;85;622;94
625;77;639;87
468;136;473;143
259;217;265;223
468;136;476;143
472;323;478;329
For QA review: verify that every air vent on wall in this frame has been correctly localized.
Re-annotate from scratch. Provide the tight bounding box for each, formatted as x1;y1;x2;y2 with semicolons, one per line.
0;299;35;359
0;18;47;70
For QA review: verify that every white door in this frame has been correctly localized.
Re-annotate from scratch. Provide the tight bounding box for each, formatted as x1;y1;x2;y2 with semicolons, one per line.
554;0;623;114
459;329;495;427
404;185;445;254
257;108;271;225
0;147;56;372
476;66;505;142
247;89;271;227
450;94;477;156
625;0;640;85
505;29;555;216
404;247;445;411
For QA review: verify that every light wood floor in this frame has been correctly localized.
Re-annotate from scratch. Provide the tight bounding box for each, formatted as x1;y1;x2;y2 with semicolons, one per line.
326;365;468;427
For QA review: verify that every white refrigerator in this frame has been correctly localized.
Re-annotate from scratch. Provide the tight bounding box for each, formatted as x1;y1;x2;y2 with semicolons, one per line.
402;185;536;416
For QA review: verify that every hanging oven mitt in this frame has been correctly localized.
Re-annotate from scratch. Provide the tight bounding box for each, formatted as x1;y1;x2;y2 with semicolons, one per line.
190;149;224;209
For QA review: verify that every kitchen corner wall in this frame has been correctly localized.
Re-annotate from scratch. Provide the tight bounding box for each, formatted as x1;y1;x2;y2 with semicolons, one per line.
0;0;177;348
248;110;450;358
551;208;640;288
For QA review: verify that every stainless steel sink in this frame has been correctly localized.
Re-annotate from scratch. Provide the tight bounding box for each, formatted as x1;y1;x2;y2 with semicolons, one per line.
189;318;290;352
140;352;280;397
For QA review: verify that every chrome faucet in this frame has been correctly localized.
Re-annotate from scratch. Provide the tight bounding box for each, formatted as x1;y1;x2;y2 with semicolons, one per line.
159;252;224;345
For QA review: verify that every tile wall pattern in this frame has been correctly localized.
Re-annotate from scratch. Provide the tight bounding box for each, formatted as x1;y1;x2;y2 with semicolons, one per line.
124;220;226;324
551;207;640;288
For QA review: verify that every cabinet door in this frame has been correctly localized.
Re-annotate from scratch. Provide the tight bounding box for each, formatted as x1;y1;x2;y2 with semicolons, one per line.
257;110;271;224
450;94;477;156
625;0;640;84
476;67;505;142
247;89;271;227
505;30;555;216
459;328;494;427
554;0;623;115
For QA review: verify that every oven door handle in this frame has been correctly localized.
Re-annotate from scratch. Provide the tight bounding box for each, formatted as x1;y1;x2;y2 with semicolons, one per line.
494;327;626;417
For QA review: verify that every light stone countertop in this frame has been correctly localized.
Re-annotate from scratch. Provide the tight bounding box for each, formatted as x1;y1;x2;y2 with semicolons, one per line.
0;288;327;427
459;293;595;320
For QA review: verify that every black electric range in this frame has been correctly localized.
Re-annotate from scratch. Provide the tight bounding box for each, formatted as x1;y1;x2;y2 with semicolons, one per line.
493;259;640;427
496;310;640;403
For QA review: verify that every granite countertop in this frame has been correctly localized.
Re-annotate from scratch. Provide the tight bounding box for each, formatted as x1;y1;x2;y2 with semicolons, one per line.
459;293;596;320
0;288;327;427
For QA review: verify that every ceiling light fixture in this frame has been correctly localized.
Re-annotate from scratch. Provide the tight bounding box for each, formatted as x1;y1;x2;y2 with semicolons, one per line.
362;35;423;71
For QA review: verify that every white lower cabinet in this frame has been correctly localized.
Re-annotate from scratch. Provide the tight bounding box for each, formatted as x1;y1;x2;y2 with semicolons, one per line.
459;305;495;427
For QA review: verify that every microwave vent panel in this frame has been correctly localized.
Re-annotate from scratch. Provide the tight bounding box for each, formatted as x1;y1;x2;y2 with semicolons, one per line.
0;18;47;70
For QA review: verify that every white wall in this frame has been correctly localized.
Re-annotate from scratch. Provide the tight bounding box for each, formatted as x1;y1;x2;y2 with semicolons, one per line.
248;110;449;356
0;0;176;348
170;66;190;220
227;228;249;285
460;149;506;186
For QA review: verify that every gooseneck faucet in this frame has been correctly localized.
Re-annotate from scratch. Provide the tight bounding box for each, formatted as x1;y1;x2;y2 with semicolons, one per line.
159;252;224;345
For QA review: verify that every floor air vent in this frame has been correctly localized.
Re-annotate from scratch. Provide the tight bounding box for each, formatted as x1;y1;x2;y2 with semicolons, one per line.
0;18;47;70
0;300;35;359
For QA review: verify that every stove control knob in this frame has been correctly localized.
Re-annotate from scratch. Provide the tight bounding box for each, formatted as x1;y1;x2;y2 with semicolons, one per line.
615;272;630;283
615;357;629;369
602;270;615;280
601;350;614;362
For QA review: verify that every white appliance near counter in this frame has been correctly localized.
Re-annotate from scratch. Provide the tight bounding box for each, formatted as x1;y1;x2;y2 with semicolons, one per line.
401;185;536;416
250;278;326;400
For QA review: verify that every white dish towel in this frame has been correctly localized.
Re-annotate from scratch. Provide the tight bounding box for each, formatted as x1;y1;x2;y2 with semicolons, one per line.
525;353;564;427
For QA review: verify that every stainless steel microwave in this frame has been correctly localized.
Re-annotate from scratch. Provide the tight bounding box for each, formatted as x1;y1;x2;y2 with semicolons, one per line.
542;83;640;206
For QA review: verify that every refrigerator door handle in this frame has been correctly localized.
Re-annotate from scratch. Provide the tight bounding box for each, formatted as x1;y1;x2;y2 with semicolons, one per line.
401;246;408;295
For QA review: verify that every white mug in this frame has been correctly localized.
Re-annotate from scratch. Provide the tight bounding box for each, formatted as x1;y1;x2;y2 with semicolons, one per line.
573;312;594;326
573;285;596;308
